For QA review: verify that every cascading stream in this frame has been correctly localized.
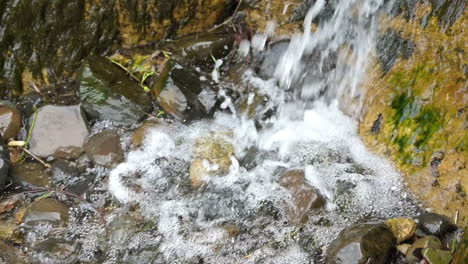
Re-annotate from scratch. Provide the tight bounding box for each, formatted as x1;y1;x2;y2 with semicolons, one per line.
104;0;419;263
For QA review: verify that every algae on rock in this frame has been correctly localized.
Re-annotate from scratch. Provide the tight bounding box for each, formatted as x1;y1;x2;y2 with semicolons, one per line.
360;2;467;225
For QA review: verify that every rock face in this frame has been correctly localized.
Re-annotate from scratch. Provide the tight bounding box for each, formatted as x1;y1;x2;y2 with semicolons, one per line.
79;56;152;125
29;105;89;159
0;103;22;141
359;1;467;225
326;223;395;264
0;0;235;97
278;169;325;223
0;140;10;192
85;130;124;168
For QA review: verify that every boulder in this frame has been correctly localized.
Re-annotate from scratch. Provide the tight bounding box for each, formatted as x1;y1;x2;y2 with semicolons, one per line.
85;130;124;168
326;223;396;264
385;217;417;243
79;56;152;125
28;105;89;159
417;213;458;238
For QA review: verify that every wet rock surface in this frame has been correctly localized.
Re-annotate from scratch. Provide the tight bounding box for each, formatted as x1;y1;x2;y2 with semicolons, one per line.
22;198;69;227
326;223;396;264
0;139;10;191
152;61;215;123
406;236;443;264
0;240;27;263
11;161;51;187
385;218;418;243
0;103;22;141
29;105;89;159
79;56;152;125
416;213;458;238
0;0;235;97
278;169;326;223
85;130;124;168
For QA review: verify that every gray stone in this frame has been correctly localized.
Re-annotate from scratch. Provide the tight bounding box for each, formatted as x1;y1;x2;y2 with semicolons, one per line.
326;223;396;264
29;105;89;159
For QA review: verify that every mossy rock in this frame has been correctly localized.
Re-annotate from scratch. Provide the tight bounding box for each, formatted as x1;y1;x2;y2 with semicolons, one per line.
360;3;467;225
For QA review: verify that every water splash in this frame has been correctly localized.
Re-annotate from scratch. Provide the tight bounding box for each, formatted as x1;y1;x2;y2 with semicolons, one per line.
102;0;419;263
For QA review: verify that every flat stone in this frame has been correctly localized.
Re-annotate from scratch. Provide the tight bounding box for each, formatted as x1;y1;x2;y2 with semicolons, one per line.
85;130;124;168
0;104;21;141
11;161;51;187
23;198;69;227
29;105;89;159
385;217;417;243
326;223;396;264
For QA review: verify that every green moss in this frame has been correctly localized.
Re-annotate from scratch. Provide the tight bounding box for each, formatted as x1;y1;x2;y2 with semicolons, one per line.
390;91;443;165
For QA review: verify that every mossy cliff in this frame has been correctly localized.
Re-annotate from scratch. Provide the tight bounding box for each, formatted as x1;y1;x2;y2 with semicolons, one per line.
0;0;235;97
360;2;467;225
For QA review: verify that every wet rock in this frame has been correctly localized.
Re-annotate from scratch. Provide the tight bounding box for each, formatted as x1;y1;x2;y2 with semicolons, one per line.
417;213;458;238
406;236;443;264
0;103;22;141
0;139;10;191
29;105;89;159
0;0;234;97
131;120;162;148
422;248;452;264
255;40;290;79
11;161;51;187
452;227;467;264
152;61;216;123
326;223;396;264
23;198;69;227
385;218;418;243
166;32;235;71
51;160;81;183
0;240;27;264
85;130;124;168
32;238;79;264
80;56;152;125
190;136;235;187
278;169;326;223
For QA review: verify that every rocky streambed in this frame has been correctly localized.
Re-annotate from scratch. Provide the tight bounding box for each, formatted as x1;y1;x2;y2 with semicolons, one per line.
0;0;467;264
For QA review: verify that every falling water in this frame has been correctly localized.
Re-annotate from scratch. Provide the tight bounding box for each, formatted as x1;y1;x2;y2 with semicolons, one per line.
88;0;418;263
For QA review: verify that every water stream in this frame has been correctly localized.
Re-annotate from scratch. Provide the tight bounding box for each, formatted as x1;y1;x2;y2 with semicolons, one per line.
102;0;419;263
21;0;423;263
